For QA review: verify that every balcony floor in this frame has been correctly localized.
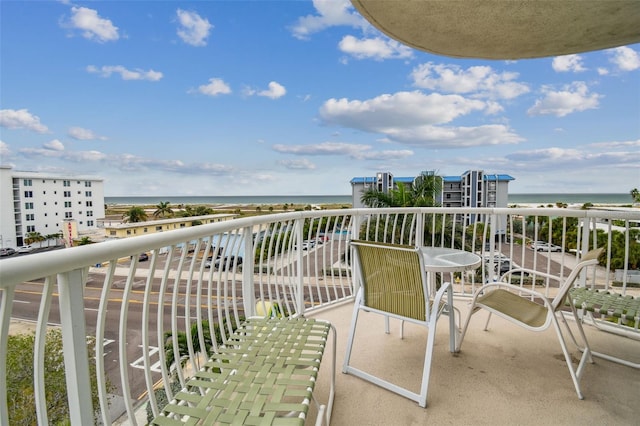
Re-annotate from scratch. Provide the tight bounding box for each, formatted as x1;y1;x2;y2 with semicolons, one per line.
310;299;639;425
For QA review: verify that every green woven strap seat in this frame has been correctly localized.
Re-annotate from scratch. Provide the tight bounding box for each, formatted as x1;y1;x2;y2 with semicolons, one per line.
570;287;640;330
152;317;333;425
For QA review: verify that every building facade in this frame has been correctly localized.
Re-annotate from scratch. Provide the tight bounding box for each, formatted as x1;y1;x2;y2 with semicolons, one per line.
0;165;105;248
350;170;514;229
99;214;238;239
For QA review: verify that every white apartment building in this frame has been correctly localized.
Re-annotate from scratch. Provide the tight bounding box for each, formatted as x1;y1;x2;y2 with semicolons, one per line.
350;170;514;233
0;165;105;248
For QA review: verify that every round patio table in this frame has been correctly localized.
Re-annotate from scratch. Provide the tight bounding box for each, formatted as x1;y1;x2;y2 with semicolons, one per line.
421;247;482;351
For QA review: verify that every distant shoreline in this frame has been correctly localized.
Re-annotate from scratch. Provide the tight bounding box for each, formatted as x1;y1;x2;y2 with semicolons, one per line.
105;193;633;207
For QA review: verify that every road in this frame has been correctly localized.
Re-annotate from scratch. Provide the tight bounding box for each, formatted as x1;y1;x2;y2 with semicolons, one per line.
8;241;347;418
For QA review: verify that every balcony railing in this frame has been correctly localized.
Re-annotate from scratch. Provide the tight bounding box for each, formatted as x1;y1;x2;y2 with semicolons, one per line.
1;207;638;424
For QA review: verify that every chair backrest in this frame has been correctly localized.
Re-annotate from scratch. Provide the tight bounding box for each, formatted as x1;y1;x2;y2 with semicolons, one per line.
551;247;604;311
350;239;429;321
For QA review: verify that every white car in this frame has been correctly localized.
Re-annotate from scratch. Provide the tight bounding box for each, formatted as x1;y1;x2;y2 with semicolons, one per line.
17;245;34;253
532;242;562;252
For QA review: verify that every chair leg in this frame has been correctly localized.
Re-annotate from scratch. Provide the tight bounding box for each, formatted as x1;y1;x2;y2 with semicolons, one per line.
342;293;363;374
551;311;591;400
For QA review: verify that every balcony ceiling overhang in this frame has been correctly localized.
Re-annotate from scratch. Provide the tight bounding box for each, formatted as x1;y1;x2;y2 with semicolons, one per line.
350;1;640;59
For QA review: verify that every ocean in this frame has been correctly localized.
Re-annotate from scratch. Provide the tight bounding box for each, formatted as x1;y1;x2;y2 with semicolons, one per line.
105;193;633;206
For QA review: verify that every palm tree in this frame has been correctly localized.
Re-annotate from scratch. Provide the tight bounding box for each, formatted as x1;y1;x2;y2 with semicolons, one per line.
25;231;44;245
123;206;147;223
361;171;442;208
631;188;640;203
153;201;173;218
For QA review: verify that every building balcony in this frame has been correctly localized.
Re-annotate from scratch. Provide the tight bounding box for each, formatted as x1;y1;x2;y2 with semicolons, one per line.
1;207;639;425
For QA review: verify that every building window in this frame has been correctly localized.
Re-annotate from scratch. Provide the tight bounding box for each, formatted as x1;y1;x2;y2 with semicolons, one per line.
78;211;83;216
86;201;93;207
26;214;35;221
85;181;92;187
24;191;33;197
25;202;34;209
155;226;162;231
143;227;148;233
180;223;186;228
63;180;70;187
64;201;71;207
65;212;73;218
87;211;93;217
26;225;36;232
77;191;81;195
85;191;92;197
87;220;94;226
23;179;32;186
64;191;71;197
110;231;116;236
127;230;132;235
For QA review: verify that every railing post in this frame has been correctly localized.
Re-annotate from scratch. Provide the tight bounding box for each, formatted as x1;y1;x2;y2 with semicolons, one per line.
415;212;424;247
57;268;94;425
294;217;305;315
242;226;256;317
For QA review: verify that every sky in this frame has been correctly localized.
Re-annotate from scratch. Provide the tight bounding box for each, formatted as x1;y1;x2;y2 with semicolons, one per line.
1;0;639;197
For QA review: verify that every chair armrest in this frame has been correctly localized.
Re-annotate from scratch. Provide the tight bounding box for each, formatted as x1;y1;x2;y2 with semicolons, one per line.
499;268;562;283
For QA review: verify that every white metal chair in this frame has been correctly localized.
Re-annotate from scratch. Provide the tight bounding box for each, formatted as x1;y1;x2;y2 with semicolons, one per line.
343;240;455;408
456;248;604;399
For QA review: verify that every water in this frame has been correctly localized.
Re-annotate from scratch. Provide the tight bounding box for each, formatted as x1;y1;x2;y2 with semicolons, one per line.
508;193;632;205
105;195;353;206
105;193;632;206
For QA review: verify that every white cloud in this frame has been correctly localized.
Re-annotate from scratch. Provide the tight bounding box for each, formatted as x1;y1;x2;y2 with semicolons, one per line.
273;141;413;161
552;54;586;72
385;124;523;148
320;91;486;130
194;78;232;96
589;139;640;149
65;6;119;43
0;141;9;157
0;109;50;133
258;82;287;99
506;145;640;169
176;9;212;47
527;82;601;117
290;0;364;39
68;127;107;141
86;65;163;81
411;63;529;99
44;139;65;151
597;67;609;75
338;36;413;61
608;46;640;71
278;158;317;170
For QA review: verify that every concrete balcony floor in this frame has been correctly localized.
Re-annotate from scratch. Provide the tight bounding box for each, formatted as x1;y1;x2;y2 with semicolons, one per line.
310;299;639;425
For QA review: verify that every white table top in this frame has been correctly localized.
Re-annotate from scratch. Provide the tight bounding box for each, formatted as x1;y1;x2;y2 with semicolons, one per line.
421;247;482;273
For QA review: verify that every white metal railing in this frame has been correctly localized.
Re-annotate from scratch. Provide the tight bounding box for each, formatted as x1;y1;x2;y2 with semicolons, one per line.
0;207;638;424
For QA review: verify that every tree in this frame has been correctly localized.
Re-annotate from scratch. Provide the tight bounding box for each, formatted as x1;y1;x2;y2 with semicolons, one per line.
77;236;93;245
631;188;640;203
153;201;174;218
123;206;147;223
25;231;45;245
7;329;107;424
361;171;442;208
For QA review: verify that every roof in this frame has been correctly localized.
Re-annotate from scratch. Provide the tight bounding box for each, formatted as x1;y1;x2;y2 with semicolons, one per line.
351;174;514;185
350;1;640;60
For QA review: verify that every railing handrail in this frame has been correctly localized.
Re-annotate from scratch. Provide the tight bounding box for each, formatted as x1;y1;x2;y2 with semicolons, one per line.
2;206;639;290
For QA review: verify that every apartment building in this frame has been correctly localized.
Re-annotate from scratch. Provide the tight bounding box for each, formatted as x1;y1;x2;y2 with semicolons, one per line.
0;165;105;248
350;170;514;232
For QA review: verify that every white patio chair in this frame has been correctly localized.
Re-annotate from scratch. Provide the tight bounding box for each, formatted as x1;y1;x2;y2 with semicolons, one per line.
343;240;455;408
456;248;604;399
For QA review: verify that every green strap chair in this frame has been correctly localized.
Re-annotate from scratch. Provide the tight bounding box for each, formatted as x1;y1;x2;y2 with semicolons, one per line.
343;240;455;408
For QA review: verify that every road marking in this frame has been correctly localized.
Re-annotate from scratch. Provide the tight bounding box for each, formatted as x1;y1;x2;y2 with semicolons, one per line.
130;345;163;373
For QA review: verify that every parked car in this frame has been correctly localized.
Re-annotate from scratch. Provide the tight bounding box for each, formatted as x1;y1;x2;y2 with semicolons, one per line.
17;245;34;253
214;256;242;270
532;242;562;252
0;248;16;257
